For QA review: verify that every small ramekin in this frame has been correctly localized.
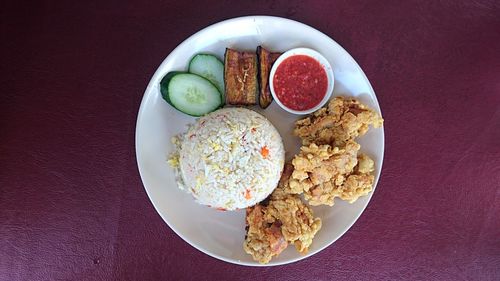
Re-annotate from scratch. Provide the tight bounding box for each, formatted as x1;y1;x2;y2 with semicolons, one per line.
269;47;334;115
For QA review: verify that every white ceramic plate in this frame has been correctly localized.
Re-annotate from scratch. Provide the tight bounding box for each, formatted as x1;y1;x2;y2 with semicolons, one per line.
136;16;384;266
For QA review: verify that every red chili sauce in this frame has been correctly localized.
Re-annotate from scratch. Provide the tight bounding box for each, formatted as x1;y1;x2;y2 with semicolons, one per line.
273;55;328;111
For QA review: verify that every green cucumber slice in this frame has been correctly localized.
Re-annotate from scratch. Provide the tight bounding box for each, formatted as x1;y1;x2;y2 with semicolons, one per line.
188;54;225;98
166;73;222;116
160;71;184;105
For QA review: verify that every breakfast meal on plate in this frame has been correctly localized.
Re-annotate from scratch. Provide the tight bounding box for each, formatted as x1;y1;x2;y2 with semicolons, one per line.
163;46;383;264
168;107;285;210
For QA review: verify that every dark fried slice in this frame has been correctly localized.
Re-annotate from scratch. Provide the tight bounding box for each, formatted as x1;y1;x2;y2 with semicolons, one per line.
224;48;258;105
257;46;281;109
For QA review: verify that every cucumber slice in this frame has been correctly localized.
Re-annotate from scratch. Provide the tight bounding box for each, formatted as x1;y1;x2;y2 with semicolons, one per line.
166;73;222;116
188;54;225;98
160;71;184;105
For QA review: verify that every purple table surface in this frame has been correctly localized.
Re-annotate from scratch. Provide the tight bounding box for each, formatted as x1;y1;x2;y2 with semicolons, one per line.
1;1;499;280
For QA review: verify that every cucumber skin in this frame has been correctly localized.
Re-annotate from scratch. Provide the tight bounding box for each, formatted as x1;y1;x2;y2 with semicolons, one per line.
188;54;225;98
160;71;185;105
160;72;222;117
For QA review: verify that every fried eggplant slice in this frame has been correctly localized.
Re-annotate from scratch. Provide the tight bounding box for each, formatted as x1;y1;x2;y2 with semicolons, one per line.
257;46;281;109
224;48;258;105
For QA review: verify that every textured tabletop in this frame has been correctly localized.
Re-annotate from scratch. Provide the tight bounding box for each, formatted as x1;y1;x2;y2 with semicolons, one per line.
1;1;499;280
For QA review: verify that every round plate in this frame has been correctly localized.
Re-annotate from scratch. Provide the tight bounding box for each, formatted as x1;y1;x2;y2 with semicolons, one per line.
136;16;384;266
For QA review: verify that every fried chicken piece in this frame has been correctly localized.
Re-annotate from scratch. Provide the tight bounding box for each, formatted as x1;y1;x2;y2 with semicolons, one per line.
243;205;288;264
243;173;322;264
336;173;374;203
294;96;383;146
356;153;375;174
335;153;375;203
265;195;321;254
288;141;376;206
288;141;360;206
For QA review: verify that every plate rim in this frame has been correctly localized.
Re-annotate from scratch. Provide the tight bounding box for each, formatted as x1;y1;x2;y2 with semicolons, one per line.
135;15;385;266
